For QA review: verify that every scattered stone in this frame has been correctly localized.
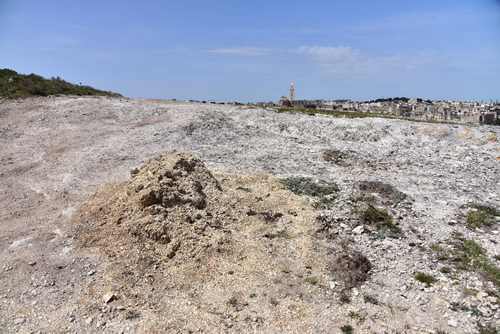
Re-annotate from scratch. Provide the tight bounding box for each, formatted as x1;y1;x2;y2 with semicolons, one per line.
478;307;493;318
448;319;458;328
14;318;25;325
85;317;93;325
382;239;393;248
103;291;116;304
476;291;488;300
87;270;95;276
352;226;364;235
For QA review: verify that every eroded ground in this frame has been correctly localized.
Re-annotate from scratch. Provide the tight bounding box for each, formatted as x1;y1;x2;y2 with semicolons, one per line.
1;96;499;333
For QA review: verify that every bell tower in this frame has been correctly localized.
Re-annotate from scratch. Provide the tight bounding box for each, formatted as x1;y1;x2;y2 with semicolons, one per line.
290;81;295;101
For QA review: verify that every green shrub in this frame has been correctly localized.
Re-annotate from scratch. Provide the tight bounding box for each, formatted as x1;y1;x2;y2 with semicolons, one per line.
340;324;354;334
467;210;489;229
278;177;338;198
0;68;121;98
361;207;390;223
414;272;436;286
440;266;451;274
363;294;379;305
306;276;318;285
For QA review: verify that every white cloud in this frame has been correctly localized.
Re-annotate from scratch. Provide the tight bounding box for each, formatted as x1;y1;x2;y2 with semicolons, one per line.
280;28;323;34
206;46;272;56
297;45;444;77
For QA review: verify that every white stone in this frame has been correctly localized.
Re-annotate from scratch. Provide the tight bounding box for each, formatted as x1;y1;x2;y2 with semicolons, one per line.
102;291;115;304
352;225;364;235
448;319;458;327
476;291;488;300
382;239;393;248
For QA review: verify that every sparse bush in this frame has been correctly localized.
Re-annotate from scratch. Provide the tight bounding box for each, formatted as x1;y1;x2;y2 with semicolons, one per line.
278;106;374;119
361;206;391;224
440;266;451;274
358;181;407;204
339;289;351;304
477;323;499;334
306;276;318;285
468;203;500;217
363;294;379;305
348;310;358;318
350;195;375;203
467;210;489;229
462;202;499;230
340;324;354;334
414;272;436;286
360;206;396;232
323;149;348;165
278;177;339;198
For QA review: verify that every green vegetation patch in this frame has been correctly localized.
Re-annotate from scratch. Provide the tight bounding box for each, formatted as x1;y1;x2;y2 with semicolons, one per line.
278;177;338;198
0;68;121;99
414;271;436;286
361;206;391;226
477;323;499;334
278;106;382;119
462;202;500;230
363;294;379;305
305;276;319;285
431;235;500;288
340;324;354;334
323;149;348;165
358;180;407;204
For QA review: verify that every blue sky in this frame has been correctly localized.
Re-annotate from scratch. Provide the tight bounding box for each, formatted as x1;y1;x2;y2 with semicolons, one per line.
1;0;499;102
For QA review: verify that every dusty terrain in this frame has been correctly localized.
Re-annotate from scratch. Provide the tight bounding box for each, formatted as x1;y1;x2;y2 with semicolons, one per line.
0;96;499;333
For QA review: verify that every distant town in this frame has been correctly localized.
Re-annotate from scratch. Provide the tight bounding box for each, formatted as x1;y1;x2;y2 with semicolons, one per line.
183;81;500;126
257;81;500;126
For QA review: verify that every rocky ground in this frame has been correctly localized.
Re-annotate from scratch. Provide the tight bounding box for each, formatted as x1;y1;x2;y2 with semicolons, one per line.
0;96;499;333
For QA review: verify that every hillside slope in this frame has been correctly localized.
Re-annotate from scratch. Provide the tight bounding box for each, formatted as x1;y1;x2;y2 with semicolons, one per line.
0;69;121;98
0;96;499;333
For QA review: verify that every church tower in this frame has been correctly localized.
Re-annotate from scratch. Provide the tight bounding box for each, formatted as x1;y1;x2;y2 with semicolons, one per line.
290;81;295;101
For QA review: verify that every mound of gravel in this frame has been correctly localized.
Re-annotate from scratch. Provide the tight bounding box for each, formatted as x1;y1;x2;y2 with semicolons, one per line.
76;151;238;263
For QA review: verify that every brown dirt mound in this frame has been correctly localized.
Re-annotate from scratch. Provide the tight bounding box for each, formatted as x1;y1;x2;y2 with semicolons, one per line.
70;151;375;332
328;249;372;287
75;151;242;264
